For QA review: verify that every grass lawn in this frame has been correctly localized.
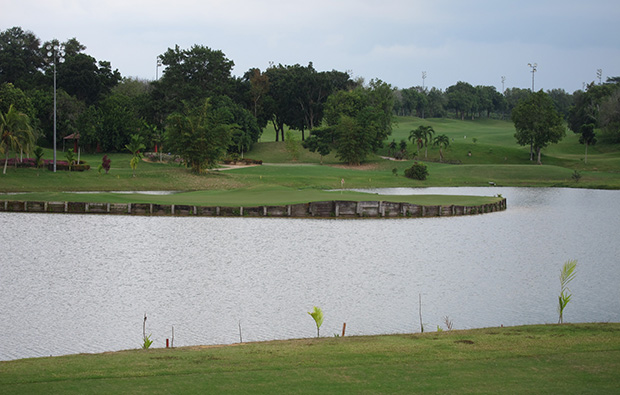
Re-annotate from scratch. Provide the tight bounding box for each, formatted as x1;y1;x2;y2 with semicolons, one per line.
1;117;619;205
1;324;618;394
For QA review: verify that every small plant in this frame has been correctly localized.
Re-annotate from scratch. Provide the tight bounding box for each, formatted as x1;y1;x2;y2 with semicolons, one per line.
33;146;44;168
392;168;398;176
443;316;454;331
65;149;76;171
404;162;429;181
142;334;153;350
571;170;582;183
472;137;478;144
142;313;153;349
308;306;324;338
558;259;577;324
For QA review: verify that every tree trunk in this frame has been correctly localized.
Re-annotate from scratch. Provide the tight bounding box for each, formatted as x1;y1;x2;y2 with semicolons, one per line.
537;147;542;165
584;142;588;164
3;152;8;174
529;141;534;161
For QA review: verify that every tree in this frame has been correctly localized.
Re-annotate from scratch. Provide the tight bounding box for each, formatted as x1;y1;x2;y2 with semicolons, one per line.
125;134;145;177
1;104;34;174
446;81;476;120
408;128;424;157
153;45;234;116
166;99;232;173
409;125;435;158
512;91;565;164
598;87;620;143
55;52;121;105
433;134;450;162
302;126;333;164
323;80;394;165
0;27;42;89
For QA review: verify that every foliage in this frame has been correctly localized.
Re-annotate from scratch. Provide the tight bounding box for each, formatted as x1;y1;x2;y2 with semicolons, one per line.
404;162;429;180
1;104;34;174
324;80;394;165
65;148;76;171
142;334;153;350
153;44;234;115
125;134;145;177
33;146;44;167
98;154;111;174
511;91;565;164
166;99;232;173
302;126;333;164
571;170;581;183
308;306;324;338
433;134;450;162
558;259;577;324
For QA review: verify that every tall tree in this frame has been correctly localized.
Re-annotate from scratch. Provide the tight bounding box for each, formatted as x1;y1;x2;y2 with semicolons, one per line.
446;81;476;120
166;99;232;172
153;45;234;116
322;79;394;165
0;27;42;89
1;104;34;174
512;90;565;164
433;134;450;162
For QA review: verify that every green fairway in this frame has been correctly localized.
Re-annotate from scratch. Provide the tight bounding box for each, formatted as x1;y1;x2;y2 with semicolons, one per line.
1;324;618;394
1;117;619;206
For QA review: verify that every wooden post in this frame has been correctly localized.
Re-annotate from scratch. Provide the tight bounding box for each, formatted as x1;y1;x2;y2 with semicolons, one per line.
342;322;346;337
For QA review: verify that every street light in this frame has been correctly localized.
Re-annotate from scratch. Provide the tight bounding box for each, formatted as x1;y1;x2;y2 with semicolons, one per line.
156;57;162;80
528;63;537;91
45;43;64;173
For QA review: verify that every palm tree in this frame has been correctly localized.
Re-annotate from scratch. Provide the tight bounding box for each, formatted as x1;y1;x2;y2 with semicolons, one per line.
1;105;34;174
433;134;450;162
408;128;425;157
421;125;435;158
125;134;146;177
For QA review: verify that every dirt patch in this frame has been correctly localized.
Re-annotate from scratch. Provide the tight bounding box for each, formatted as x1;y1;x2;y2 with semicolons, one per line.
329;163;382;171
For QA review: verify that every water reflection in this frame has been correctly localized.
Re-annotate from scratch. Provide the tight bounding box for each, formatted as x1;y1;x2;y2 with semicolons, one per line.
0;187;619;361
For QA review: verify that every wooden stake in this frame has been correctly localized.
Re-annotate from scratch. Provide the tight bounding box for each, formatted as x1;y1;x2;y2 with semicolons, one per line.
342;322;346;337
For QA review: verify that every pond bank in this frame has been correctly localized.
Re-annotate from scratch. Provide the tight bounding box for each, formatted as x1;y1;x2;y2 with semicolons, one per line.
0;198;506;218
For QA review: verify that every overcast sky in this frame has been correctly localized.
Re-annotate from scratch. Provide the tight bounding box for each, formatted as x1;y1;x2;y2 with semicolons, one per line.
3;0;619;92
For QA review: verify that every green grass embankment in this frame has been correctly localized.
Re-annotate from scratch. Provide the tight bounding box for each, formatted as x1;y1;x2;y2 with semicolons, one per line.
1;324;619;394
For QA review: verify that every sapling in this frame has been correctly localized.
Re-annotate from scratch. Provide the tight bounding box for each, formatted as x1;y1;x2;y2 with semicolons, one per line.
142;313;153;349
558;259;577;324
308;306;324;338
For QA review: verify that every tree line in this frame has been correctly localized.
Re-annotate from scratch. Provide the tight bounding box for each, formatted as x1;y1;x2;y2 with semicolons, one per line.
1;26;619;171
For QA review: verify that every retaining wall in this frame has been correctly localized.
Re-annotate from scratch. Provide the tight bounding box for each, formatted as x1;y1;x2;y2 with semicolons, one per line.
0;198;507;219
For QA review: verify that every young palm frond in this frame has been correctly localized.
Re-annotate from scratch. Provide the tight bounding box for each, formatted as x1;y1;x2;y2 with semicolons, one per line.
558;259;577;324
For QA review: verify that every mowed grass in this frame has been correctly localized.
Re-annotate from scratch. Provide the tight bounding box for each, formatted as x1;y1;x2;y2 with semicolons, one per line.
1;117;619;204
1;324;619;394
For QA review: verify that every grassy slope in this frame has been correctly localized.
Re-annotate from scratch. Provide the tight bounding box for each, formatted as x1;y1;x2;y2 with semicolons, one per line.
1;324;619;394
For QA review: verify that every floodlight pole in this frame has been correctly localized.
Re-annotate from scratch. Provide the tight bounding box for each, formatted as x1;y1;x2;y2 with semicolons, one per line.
50;47;62;172
528;63;537;91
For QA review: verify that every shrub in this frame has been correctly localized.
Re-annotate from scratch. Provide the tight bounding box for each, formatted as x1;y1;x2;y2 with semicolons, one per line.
404;162;429;180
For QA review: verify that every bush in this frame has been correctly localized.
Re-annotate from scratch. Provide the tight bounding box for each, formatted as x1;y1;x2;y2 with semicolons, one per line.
404;162;429;180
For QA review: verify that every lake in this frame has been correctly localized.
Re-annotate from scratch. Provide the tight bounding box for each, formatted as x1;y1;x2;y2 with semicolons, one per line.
1;187;619;361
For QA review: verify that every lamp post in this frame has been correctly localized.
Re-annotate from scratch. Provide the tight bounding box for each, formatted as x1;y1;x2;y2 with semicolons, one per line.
528;63;537;92
156;57;162;80
45;43;64;172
